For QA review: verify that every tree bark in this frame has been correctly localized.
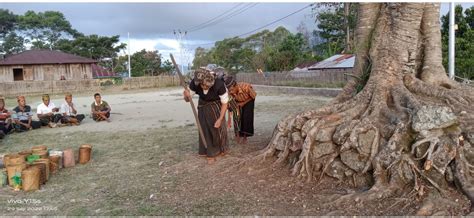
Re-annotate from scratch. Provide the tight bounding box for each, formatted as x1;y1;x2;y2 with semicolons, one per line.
258;3;474;214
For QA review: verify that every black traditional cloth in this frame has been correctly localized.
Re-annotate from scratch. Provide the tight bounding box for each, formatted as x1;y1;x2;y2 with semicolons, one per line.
39;114;63;126
189;78;228;157
189;78;227;102
239;99;255;137
227;97;241;135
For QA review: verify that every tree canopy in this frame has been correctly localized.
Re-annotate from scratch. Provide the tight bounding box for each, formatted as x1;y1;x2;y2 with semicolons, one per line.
441;5;474;80
192;26;316;72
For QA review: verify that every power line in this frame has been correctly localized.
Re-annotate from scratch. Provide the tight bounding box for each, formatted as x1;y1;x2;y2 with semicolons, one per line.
187;3;313;48
186;3;245;32
187;3;259;33
236;4;313;38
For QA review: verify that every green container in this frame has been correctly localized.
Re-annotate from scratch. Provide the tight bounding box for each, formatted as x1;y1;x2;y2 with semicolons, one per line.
27;155;40;164
0;170;7;187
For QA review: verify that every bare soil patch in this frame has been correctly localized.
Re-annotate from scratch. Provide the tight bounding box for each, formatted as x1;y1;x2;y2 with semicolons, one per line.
0;88;469;215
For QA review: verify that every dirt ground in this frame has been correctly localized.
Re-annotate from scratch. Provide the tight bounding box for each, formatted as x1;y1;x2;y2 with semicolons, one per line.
0;88;470;215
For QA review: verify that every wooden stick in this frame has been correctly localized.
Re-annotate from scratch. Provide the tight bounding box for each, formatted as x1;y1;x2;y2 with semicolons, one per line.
170;54;208;148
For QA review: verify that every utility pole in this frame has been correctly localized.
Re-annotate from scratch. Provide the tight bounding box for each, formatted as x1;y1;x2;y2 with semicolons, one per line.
174;30;188;74
128;32;131;78
448;2;455;79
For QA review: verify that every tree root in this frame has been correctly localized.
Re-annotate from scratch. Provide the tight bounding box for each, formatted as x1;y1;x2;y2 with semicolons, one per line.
323;183;397;207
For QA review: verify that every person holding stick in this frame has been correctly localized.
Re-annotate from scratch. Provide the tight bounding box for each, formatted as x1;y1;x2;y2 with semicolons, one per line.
183;68;229;164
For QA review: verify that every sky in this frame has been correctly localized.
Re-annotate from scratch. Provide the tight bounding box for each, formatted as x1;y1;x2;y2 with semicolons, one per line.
1;2;473;66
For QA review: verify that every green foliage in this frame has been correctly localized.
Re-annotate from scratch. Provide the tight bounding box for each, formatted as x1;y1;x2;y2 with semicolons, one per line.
160;59;175;74
0;32;26;54
12;172;21;187
17;10;80;49
267;33;313;71
312;3;357;56
114;49;172;77
441;5;474;80
55;35;126;60
192;26;315;72
0;9;17;37
128;49;162;77
355;59;372;93
192;47;215;69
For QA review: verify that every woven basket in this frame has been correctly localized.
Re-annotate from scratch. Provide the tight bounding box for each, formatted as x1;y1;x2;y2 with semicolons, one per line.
48;155;61;174
79;144;92;164
63;149;75;168
34;159;50;181
6;163;26;187
22;167;40;191
4;154;25;167
29;163;46;185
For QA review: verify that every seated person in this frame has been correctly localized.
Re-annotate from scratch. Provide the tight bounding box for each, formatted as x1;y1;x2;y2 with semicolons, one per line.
0;96;13;139
37;94;63;128
60;93;85;125
91;93;111;122
12;96;41;132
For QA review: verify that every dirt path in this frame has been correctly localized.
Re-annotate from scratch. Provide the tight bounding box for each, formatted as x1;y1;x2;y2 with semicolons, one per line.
2;88;329;133
0;88;469;215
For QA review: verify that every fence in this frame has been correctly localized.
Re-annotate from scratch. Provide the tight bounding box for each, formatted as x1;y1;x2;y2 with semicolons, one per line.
235;69;351;87
0;76;180;97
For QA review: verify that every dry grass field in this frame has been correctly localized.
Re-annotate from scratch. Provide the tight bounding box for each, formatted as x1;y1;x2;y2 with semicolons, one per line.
0;88;469;215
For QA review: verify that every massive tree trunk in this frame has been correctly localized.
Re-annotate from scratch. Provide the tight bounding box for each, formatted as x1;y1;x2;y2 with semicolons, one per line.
259;3;474;214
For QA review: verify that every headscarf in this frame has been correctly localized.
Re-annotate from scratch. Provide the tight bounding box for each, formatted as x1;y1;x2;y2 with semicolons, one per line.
193;68;215;87
223;75;236;89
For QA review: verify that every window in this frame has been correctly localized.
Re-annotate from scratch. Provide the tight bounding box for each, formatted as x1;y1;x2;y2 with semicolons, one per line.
13;68;24;81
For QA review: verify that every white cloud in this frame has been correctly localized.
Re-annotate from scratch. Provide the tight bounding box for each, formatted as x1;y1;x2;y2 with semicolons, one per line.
119;37;195;68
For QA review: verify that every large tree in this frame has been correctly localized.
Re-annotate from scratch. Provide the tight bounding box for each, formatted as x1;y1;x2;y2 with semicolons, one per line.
192;47;215;69
116;49;163;77
55;34;126;60
312;3;357;56
17;10;80;49
0;32;26;54
258;3;474;214
193;26;316;72
0;9;17;37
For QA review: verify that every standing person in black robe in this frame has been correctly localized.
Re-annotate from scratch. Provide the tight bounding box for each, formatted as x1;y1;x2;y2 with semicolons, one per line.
183;69;229;164
224;76;256;144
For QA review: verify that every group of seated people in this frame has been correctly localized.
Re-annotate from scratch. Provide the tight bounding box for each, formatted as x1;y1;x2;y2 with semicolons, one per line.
0;93;111;139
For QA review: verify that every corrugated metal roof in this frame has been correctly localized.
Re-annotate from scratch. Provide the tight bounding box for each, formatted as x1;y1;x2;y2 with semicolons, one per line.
0;50;97;66
308;54;354;70
92;64;118;78
295;60;319;69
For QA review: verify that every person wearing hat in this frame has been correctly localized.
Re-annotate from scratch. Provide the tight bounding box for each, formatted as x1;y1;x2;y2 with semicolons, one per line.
0;96;13;139
224;75;256;144
60;93;85;125
183;68;229;164
37;94;63;128
12;96;41;131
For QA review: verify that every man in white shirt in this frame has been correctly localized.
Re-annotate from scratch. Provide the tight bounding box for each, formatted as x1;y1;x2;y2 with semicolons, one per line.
37;94;63;128
60;93;85;125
